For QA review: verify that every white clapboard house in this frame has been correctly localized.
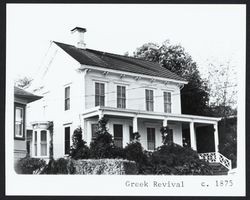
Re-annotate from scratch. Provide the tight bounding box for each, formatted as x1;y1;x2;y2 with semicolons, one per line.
26;27;232;170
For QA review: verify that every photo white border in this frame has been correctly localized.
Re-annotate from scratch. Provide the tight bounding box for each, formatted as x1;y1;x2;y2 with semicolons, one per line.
5;3;246;196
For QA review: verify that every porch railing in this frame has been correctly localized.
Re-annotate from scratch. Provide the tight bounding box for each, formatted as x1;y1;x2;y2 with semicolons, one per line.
198;152;232;170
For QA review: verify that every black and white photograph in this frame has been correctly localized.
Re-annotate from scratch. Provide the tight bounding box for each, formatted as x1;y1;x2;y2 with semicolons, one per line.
5;3;246;196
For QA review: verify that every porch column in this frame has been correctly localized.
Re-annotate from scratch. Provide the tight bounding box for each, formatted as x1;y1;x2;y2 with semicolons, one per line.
189;121;197;151
213;122;219;152
98;111;104;120
37;130;41;157
32;130;35;156
163;118;168;127
133;116;138;132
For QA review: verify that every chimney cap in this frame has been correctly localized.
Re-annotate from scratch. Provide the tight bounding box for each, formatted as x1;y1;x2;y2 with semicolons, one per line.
71;27;87;33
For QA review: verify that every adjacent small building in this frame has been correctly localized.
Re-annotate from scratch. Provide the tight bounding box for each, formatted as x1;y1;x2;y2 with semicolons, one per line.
14;86;42;163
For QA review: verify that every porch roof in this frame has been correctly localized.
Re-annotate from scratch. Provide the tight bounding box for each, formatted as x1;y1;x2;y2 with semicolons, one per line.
82;106;221;124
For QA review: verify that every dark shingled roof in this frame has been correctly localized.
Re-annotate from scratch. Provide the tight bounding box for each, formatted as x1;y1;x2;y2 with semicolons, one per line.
54;41;186;82
14;86;42;103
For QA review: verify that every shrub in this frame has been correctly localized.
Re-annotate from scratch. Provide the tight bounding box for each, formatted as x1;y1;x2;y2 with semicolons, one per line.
110;146;126;159
124;141;147;173
146;143;213;175
41;158;75;174
71;159;137;175
90;118;114;158
16;157;46;174
70;127;90;159
160;126;173;145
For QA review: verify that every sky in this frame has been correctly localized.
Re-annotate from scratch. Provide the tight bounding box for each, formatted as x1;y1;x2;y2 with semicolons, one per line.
7;4;245;83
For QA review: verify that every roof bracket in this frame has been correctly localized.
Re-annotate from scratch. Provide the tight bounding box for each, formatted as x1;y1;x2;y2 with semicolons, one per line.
178;83;184;90
120;74;125;79
86;68;91;73
134;76;141;81
164;81;169;85
103;71;109;76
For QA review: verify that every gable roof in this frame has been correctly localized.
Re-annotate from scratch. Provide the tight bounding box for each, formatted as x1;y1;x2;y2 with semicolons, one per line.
14;86;42;103
54;41;186;82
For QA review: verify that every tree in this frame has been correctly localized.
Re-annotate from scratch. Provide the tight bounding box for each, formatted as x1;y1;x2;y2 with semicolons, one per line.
14;76;33;89
160;126;173;145
202;59;237;167
89;118;114;158
133;40;211;115
204;59;237;117
69;127;90;159
48;121;54;160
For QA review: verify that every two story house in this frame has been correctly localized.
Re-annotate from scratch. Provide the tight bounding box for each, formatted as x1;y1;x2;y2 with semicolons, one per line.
26;27;232;170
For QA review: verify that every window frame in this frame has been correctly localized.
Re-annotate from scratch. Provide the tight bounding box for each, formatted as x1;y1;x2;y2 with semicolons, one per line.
117;85;126;109
113;124;123;148
34;131;38;156
91;123;99;141
14;103;25;140
95;82;105;106
40;130;48;156
145;89;154;111
64;86;70;111
147;127;155;151
164;91;172;113
64;126;71;155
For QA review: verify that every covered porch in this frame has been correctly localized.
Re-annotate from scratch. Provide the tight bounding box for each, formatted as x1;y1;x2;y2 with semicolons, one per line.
81;106;219;150
81;106;231;170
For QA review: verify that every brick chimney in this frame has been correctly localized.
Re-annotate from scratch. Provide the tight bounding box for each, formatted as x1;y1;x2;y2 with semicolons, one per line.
71;27;87;49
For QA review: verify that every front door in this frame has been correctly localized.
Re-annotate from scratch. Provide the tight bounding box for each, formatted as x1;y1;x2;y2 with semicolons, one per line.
147;128;155;150
113;124;123;148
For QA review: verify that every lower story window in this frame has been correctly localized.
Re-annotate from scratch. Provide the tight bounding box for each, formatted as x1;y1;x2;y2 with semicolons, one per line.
65;127;70;155
91;124;98;141
40;130;47;156
129;126;133;141
34;131;37;156
113;124;123;148
147;128;155;150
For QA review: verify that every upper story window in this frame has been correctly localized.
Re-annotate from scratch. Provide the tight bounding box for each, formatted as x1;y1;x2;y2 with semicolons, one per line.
95;82;105;106
145;89;154;111
164;92;171;113
117;85;126;108
65;86;70;110
15;106;24;138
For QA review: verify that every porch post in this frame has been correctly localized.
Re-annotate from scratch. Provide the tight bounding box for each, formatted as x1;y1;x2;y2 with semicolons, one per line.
133;116;138;132
37;130;41;157
98;111;104;120
163;118;168;127
213;122;219;152
189;121;197;151
32;130;35;156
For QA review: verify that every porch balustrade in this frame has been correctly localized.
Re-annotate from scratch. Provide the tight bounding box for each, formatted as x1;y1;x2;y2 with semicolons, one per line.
198;152;232;170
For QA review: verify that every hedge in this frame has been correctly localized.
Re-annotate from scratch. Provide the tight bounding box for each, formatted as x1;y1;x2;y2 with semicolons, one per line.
71;159;137;175
15;157;46;174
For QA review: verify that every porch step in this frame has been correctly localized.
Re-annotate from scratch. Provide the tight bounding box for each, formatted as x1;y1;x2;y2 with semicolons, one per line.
209;163;229;175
